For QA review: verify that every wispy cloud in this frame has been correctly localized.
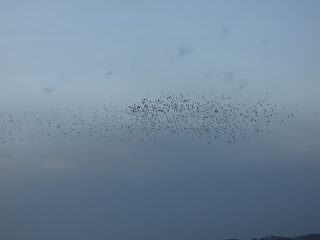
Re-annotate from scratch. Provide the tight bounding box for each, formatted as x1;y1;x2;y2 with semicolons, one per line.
130;63;136;69
177;45;193;56
222;71;234;82
219;25;229;38
202;71;235;83
43;88;55;93
0;153;20;175
105;70;113;78
202;72;214;80
56;73;69;83
261;37;272;45
238;81;248;90
43;160;72;170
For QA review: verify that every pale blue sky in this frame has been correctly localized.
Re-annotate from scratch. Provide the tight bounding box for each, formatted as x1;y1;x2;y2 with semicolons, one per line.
0;1;320;239
1;0;320;107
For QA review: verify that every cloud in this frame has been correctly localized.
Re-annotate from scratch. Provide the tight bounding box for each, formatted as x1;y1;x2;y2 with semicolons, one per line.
0;153;21;175
202;72;214;79
219;25;229;38
261;37;272;45
177;45;193;56
238;81;248;90
130;63;136;69
42;160;72;170
202;71;235;83
105;70;113;78
56;73;69;83
43;88;55;93
222;71;234;82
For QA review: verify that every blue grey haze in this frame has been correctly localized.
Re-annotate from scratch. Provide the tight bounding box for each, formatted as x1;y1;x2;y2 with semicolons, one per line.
0;1;320;239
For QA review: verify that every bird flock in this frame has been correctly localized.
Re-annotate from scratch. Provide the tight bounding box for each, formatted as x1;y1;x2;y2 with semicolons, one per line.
0;91;294;144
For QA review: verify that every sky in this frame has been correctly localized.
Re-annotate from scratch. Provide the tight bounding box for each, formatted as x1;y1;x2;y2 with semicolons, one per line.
0;1;320;239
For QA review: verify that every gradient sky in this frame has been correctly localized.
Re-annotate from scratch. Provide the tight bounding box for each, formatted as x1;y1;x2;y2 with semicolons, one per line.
1;1;320;240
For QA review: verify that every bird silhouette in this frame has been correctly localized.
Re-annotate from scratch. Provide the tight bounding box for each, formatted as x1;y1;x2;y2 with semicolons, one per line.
0;91;294;145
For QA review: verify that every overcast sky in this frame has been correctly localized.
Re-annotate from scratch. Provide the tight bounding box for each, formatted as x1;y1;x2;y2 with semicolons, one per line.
1;1;320;240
